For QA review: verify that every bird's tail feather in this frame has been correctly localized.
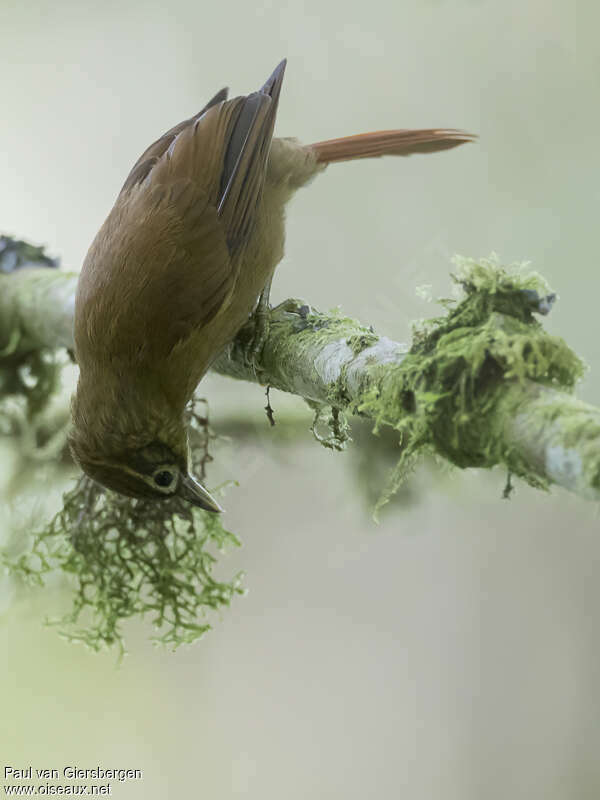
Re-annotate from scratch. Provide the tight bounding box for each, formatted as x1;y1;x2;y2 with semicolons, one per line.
309;128;476;163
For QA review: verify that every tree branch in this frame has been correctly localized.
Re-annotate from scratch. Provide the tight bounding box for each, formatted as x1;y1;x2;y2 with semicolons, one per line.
1;254;598;502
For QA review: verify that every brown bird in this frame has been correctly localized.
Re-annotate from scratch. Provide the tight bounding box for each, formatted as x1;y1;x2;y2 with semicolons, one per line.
70;59;475;511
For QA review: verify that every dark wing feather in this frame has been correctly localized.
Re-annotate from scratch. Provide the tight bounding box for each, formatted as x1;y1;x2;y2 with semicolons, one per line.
217;59;286;254
119;86;229;195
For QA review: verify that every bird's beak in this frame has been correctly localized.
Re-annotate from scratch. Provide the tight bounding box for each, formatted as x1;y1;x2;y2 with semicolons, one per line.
179;473;224;513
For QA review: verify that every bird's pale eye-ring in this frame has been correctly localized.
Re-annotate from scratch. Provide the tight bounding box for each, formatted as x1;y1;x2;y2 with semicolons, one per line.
153;468;177;489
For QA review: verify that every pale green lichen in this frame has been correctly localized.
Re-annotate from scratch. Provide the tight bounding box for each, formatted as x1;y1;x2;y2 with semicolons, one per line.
2;400;242;656
5;477;242;658
358;256;585;514
307;400;351;451
346;331;379;356
500;388;600;495
256;258;585;516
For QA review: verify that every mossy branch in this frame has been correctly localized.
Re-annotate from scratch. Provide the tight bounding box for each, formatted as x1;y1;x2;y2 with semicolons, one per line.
1;239;598;652
217;257;596;502
0;250;598;503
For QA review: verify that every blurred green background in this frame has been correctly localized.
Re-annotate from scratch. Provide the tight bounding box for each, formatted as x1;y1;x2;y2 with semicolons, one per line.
1;1;599;797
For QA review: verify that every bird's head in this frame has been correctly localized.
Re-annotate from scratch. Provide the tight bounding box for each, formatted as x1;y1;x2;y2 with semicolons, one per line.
68;434;222;512
68;367;223;512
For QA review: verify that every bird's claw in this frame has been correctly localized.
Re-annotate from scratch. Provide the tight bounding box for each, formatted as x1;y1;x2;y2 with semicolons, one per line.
242;280;272;380
243;306;270;378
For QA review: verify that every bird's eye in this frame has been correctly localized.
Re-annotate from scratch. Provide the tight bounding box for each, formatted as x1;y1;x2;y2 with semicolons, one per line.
154;470;175;487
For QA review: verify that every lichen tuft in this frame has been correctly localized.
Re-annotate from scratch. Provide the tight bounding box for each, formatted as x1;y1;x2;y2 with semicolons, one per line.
360;256;586;513
2;400;242;656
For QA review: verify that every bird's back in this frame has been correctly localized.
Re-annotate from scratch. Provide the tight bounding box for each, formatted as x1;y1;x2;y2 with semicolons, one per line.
74;60;291;388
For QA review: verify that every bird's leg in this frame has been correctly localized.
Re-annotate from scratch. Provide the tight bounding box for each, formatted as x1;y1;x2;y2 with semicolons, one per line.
244;277;273;377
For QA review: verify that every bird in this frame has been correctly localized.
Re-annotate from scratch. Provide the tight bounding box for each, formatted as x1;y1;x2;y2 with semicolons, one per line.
69;59;475;512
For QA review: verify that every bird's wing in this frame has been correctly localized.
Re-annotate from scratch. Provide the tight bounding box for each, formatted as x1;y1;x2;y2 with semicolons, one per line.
216;59;286;253
80;62;286;358
119;86;229;195
120;58;286;261
76;181;235;361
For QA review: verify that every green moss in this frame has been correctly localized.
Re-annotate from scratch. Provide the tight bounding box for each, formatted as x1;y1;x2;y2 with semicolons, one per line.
359;256;585;514
290;303;370;343
5;478;241;658
2;401;242;656
346;331;379;356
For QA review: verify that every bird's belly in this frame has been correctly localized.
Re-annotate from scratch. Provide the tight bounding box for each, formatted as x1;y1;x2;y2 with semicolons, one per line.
234;199;285;317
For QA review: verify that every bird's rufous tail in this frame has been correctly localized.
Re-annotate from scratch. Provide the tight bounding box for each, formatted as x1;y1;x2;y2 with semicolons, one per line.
309;128;476;163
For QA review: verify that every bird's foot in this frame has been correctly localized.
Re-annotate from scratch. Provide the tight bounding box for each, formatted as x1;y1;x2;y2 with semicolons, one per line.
244;309;270;372
243;280;272;380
